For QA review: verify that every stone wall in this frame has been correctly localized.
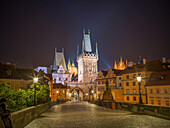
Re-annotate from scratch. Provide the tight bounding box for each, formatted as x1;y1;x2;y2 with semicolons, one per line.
89;101;170;120
11;102;57;128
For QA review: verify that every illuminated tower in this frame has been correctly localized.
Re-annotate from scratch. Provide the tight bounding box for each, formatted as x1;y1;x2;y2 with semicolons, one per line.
77;29;99;83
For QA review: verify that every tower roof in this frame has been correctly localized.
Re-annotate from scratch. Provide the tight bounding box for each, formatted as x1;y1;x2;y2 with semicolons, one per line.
83;30;92;52
53;48;67;71
68;58;71;66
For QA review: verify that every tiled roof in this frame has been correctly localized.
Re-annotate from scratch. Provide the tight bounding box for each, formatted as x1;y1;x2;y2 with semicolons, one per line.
120;60;165;74
146;70;170;86
53;83;67;89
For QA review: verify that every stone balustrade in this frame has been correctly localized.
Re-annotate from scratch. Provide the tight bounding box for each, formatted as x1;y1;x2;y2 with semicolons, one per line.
89;100;170;120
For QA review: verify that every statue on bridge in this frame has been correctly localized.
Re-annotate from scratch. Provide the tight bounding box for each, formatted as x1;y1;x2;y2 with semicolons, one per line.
102;79;113;101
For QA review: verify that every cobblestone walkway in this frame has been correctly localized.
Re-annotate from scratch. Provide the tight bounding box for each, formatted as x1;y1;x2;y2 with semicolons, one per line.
25;101;170;128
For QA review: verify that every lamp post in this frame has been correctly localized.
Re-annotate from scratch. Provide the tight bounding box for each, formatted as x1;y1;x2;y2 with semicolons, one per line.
91;90;94;100
33;77;38;106
137;76;143;104
56;90;59;102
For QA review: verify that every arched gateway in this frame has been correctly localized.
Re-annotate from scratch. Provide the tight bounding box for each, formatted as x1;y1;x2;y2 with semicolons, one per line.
70;87;85;101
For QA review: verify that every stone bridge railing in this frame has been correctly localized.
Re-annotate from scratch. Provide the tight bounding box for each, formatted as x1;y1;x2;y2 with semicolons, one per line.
11;101;66;128
89;100;170;120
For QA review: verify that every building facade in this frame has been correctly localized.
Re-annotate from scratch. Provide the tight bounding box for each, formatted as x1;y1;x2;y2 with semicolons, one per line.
121;60;165;104
52;48;70;85
146;71;170;106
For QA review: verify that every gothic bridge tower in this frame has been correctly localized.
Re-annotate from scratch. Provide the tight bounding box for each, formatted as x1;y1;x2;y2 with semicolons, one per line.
77;29;99;83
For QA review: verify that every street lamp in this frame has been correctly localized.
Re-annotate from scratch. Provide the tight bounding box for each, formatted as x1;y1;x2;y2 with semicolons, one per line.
33;77;38;106
137;76;143;104
56;90;59;101
91;90;94;100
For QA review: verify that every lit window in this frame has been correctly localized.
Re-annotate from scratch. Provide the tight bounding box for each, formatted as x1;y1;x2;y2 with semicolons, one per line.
110;80;112;84
126;82;129;86
150;89;153;94
126;96;129;100
165;89;168;93
166;101;169;106
126;75;129;79
133;97;136;101
133;89;136;93
126;89;129;93
158;100;161;105
151;100;154;105
133;82;136;86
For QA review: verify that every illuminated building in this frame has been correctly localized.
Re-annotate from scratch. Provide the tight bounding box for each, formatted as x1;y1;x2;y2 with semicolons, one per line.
52;48;70;85
95;69;124;102
146;71;170;106
67;59;78;80
77;29;98;83
114;57;127;70
121;60;165;104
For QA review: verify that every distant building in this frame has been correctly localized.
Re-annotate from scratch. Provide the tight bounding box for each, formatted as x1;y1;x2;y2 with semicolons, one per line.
35;66;51;74
146;71;170;107
0;63;35;90
67;59;78;81
121;60;166;104
95;69;123;101
114;57;127;70
51;82;67;102
52;48;70;85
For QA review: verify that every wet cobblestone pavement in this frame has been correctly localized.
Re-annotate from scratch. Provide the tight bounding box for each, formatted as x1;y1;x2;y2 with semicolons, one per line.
25;101;170;128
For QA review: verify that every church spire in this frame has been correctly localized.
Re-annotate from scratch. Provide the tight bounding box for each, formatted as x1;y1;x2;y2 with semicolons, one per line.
68;58;71;67
96;42;98;55
126;59;128;67
82;41;84;53
77;45;79;56
120;56;123;63
114;60;117;69
72;59;75;66
53;48;58;71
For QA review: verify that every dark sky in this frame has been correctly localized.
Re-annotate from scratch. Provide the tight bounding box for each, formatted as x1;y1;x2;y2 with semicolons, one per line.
1;0;170;70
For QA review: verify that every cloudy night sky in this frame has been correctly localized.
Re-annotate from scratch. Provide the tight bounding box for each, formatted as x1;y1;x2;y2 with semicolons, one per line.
1;0;170;70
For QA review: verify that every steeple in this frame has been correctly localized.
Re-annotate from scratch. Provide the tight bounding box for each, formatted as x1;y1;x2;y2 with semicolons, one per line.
88;29;90;35
72;60;75;67
114;60;117;69
53;48;58;71
96;42;98;55
68;58;71;67
82;41;84;53
126;59;128;67
77;45;79;56
120;56;123;63
62;48;64;54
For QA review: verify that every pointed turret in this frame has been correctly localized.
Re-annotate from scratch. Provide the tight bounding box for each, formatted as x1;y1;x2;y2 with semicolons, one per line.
72;59;75;67
114;60;117;69
53;48;58;71
62;48;64;54
82;41;84;53
77;45;79;56
126;59;128;67
96;42;98;55
120;56;123;63
68;58;71;67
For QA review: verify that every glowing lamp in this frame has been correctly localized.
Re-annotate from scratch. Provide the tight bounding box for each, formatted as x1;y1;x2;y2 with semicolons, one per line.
137;76;141;82
33;77;38;83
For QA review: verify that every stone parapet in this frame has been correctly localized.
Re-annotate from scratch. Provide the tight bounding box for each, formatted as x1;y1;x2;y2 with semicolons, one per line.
89;100;170;120
11;101;66;128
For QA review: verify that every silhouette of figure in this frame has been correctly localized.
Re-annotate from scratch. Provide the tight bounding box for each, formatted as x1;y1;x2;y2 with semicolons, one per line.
0;98;13;128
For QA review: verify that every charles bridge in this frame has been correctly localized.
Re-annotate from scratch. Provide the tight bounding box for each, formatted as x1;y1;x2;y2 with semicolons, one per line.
8;100;170;128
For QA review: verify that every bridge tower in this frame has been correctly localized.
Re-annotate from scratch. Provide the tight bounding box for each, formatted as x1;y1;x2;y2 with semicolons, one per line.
77;29;99;83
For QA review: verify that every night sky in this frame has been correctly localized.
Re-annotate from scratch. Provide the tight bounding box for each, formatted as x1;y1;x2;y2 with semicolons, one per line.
1;0;170;70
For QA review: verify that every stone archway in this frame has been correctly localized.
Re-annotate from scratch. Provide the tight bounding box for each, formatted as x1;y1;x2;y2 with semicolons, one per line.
70;87;84;101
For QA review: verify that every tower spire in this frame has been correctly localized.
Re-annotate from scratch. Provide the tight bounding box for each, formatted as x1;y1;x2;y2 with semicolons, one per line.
88;29;90;35
82;41;84;53
77;45;79;56
68;58;71;66
114;60;117;69
72;59;75;66
96;42;98;55
83;29;85;34
62;48;64;54
53;48;58;71
120;56;123;63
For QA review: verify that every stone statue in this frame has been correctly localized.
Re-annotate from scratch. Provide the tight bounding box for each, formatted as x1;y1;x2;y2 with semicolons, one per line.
102;79;113;101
